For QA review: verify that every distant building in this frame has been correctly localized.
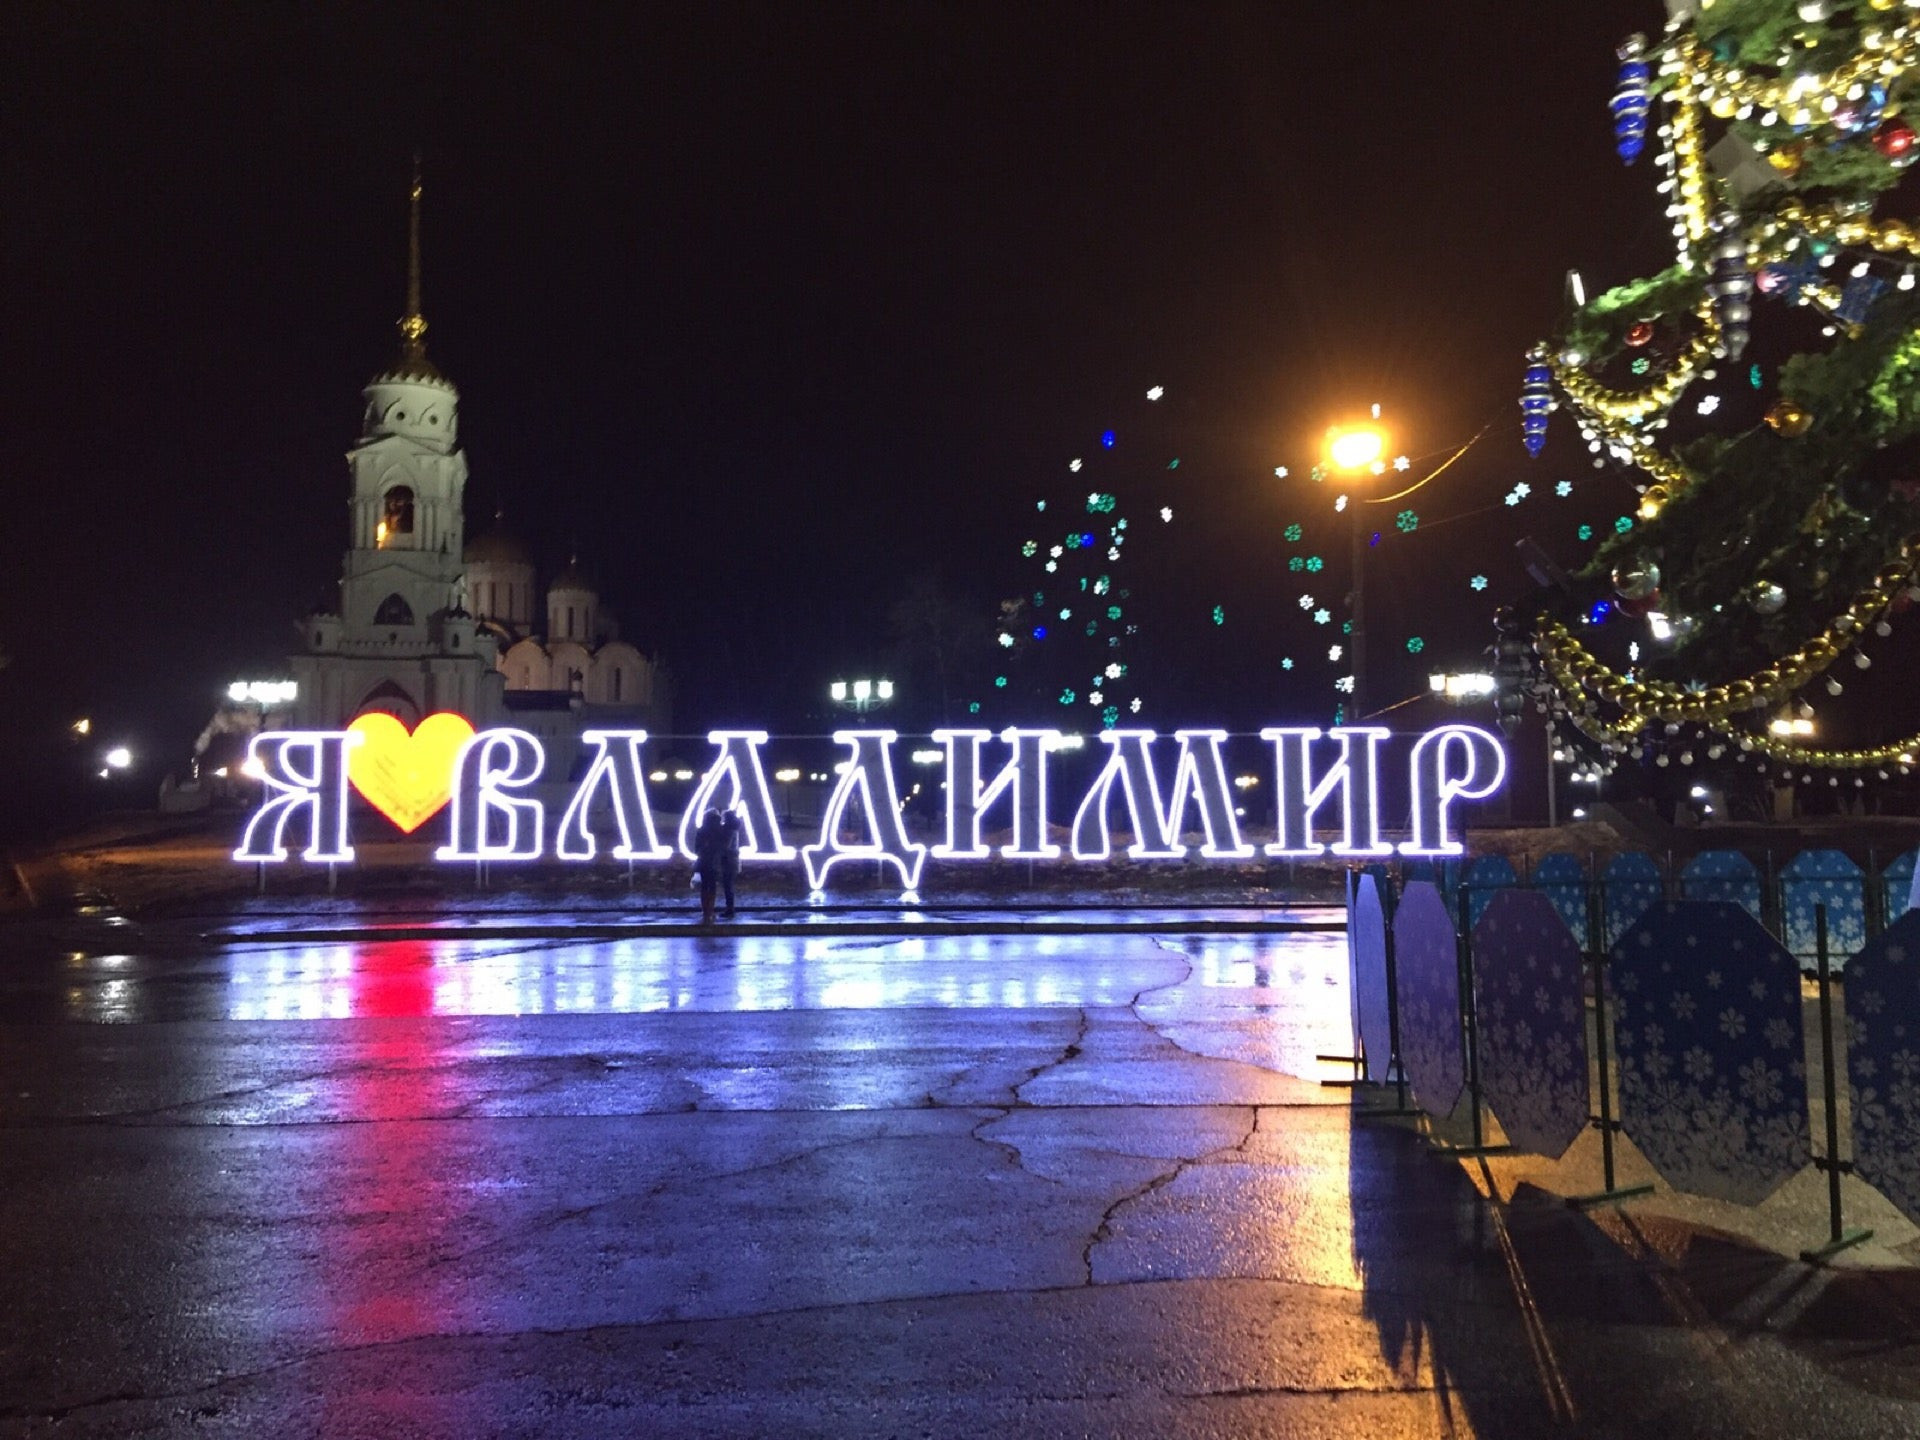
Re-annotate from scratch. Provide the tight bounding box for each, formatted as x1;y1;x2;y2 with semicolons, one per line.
289;171;669;744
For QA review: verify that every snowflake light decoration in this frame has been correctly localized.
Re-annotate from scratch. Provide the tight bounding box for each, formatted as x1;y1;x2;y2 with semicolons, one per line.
1313;608;1331;625
1395;510;1418;533
1470;575;1488;591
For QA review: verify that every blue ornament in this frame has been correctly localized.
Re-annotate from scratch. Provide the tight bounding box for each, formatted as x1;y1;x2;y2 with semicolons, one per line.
1612;34;1651;164
1706;210;1753;360
1837;274;1888;328
1520;345;1553;458
1756;253;1821;304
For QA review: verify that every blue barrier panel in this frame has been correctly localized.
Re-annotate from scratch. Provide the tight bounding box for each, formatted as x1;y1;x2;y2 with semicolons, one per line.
1602;852;1664;949
1394;881;1465;1118
1533;852;1589;950
1679;849;1762;922
1880;849;1917;930
1845;909;1920;1227
1780;849;1866;965
1402;857;1463;916
1350;873;1392;1086
1473;889;1589;1158
1609;901;1810;1205
1463;854;1519;928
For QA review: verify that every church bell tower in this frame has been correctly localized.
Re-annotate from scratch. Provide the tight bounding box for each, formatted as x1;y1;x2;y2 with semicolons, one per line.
290;164;503;728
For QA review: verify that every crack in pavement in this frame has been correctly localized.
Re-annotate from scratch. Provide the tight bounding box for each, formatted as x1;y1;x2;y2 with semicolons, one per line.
1009;1005;1092;1105
965;1105;1067;1187
1078;1104;1261;1284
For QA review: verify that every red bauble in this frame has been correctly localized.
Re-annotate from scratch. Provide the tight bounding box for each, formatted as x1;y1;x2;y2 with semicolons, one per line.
1875;117;1917;162
1625;321;1655;347
1616;590;1660;619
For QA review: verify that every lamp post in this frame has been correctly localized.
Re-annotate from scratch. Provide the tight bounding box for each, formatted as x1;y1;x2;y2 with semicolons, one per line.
1326;419;1389;724
828;678;895;716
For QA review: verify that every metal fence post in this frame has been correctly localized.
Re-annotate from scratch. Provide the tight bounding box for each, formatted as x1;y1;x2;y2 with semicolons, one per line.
1430;896;1509;1157
1801;904;1873;1263
1567;874;1653;1210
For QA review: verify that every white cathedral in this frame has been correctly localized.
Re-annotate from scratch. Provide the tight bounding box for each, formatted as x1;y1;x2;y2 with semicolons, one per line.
287;176;668;745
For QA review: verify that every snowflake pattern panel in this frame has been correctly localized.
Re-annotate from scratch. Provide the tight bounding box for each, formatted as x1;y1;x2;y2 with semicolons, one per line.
1845;910;1920;1227
1609;901;1809;1205
1474;889;1590;1159
1394;881;1465;1119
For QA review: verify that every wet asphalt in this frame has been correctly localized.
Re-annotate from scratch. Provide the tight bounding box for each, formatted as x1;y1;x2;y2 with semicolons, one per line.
2;910;1917;1437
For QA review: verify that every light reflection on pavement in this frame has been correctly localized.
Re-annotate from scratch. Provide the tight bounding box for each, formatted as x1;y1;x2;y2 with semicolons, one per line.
5;917;1912;1438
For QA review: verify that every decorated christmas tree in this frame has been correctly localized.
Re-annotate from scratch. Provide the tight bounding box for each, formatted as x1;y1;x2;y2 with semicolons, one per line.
1526;0;1920;790
975;388;1194;731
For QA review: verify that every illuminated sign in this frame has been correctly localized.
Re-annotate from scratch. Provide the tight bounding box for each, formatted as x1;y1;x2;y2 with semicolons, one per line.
235;722;1508;889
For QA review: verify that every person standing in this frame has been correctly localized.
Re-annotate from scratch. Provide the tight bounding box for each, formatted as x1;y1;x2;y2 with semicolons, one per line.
693;808;725;924
718;805;744;918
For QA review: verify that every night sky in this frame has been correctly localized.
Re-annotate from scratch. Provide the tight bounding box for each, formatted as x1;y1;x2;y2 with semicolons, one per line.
1;1;1660;795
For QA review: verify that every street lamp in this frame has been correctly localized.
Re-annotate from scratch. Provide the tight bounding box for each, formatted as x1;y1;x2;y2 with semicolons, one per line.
829;678;894;715
1325;416;1390;724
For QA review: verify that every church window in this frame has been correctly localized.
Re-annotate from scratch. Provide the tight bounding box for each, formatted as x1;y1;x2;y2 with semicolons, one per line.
612;667;623;702
566;605;576;639
382;487;415;541
374;592;415;626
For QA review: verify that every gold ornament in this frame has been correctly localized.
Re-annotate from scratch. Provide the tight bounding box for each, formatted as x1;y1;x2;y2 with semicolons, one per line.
1767;399;1814;436
1767;146;1804;177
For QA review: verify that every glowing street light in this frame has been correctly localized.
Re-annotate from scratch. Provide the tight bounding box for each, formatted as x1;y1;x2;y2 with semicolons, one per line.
102;746;132;771
1326;423;1388;474
1321;412;1393;724
1428;672;1497;700
829;678;894;714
